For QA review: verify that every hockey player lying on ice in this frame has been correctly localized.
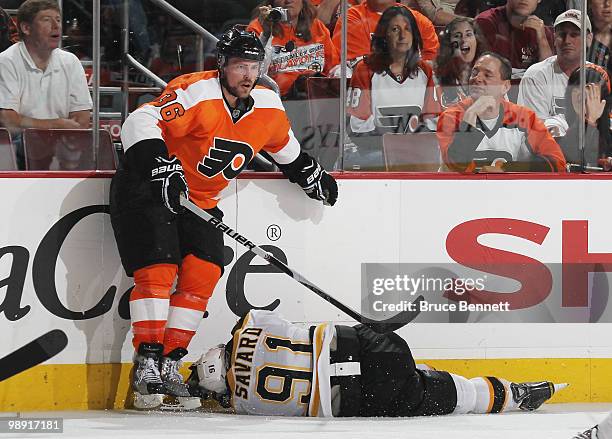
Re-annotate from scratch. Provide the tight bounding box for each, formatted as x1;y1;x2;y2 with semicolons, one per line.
184;309;567;417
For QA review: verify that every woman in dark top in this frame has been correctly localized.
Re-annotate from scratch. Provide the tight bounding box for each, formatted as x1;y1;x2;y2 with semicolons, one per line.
434;17;487;109
560;64;612;170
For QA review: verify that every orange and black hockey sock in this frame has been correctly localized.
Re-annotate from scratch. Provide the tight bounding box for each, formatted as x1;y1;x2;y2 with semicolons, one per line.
130;263;178;349
163;254;221;355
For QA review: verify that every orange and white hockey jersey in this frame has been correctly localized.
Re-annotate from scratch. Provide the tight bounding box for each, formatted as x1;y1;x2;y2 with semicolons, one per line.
120;70;300;209
347;59;441;133
227;310;336;417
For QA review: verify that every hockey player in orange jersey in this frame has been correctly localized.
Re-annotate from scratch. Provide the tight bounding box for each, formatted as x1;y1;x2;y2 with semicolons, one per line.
109;26;338;410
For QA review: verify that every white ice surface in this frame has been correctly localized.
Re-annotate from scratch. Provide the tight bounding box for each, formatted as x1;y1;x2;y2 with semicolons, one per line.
1;404;610;439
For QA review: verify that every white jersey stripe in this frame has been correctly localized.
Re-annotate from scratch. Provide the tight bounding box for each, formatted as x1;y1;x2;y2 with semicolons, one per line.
251;87;286;110
166;306;205;332
121;76;224;151
129;298;170;323
268;128;301;164
120;109;164;150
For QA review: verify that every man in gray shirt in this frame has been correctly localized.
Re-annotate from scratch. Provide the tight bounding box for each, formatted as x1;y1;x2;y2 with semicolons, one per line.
517;9;592;137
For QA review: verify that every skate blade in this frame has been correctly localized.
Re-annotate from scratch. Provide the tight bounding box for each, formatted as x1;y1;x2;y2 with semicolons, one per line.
159;395;202;411
133;393;164;410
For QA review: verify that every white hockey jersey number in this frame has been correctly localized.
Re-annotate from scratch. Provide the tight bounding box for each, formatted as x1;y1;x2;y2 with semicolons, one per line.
255;335;313;407
256;364;311;407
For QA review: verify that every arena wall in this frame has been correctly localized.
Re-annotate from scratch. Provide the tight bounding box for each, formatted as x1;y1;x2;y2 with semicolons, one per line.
1;172;611;410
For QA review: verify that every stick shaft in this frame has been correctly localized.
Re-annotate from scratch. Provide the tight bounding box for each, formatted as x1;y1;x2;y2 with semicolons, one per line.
180;197;366;323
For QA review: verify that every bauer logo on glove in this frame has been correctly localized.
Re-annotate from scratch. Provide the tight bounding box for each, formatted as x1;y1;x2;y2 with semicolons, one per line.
151;161;183;176
149;156;189;214
278;152;338;206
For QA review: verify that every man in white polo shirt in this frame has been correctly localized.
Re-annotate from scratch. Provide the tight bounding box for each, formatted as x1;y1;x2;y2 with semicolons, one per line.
0;0;92;168
517;9;592;137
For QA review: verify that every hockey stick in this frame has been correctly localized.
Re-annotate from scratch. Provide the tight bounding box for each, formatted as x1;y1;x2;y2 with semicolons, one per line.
0;329;68;381
180;196;423;333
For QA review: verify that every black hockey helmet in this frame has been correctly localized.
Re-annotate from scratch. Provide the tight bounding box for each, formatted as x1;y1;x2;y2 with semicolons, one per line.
216;26;265;69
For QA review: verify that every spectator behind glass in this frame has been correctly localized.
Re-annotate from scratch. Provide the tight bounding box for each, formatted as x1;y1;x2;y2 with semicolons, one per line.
435;17;486;108
437;52;566;173
0;6;18;52
346;6;440;169
456;0;580;24
332;0;439;63
0;0;92;169
475;0;554;72
518;9;593;138
454;0;504;17
559;65;612;170
309;0;361;32
405;0;461;26
533;1;574;25
588;0;612;76
249;0;339;99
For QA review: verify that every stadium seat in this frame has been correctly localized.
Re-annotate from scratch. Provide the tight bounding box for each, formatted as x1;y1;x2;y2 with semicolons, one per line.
23;129;117;171
0;128;17;170
382;132;441;172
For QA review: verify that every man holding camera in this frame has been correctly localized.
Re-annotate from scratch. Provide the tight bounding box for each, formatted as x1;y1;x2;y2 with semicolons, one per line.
248;0;339;98
110;25;338;409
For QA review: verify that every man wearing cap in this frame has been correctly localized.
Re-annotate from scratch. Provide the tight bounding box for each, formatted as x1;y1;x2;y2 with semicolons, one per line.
517;9;593;137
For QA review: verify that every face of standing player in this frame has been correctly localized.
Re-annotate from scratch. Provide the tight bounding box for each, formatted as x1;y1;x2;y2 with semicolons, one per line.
273;0;302;22
449;20;477;64
222;57;262;100
468;54;510;100
386;14;413;61
21;8;62;54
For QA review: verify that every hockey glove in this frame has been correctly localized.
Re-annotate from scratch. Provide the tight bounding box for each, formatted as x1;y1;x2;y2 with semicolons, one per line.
124;139;189;214
279;152;338;206
150;155;188;214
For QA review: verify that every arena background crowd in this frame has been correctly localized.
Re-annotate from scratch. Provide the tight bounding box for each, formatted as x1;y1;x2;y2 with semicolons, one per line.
0;0;606;173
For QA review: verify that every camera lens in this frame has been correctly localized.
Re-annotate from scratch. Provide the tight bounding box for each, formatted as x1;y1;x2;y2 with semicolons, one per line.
268;8;282;22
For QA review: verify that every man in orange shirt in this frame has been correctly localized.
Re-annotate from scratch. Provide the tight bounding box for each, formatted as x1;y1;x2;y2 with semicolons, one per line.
332;0;439;62
110;26;338;410
437;52;565;172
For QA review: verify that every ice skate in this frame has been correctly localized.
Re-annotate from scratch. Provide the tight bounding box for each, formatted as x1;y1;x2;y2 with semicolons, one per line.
132;342;165;410
572;427;599;439
510;381;568;411
160;348;201;410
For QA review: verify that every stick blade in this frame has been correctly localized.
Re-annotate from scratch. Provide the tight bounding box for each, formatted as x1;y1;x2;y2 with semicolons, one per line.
362;295;424;333
0;329;68;381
